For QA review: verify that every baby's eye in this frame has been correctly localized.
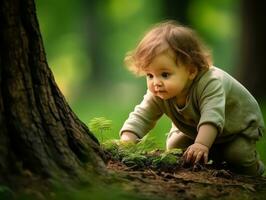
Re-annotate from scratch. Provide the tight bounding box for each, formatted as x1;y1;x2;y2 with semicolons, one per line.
146;73;153;79
161;72;170;78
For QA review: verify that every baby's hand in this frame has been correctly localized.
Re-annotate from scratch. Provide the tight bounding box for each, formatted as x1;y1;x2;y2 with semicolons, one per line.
120;131;139;143
183;143;209;165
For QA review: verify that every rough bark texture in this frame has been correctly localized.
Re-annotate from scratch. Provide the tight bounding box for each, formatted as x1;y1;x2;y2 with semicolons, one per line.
0;0;105;184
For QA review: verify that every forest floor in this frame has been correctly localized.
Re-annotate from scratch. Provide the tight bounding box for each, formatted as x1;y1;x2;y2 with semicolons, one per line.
4;140;266;200
105;147;266;200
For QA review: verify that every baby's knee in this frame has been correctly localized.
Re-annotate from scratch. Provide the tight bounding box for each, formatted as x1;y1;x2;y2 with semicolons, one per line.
166;138;181;150
224;147;254;165
223;137;256;165
222;137;263;175
166;131;192;150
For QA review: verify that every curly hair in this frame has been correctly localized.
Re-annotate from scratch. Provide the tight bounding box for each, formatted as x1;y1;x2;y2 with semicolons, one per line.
124;20;212;76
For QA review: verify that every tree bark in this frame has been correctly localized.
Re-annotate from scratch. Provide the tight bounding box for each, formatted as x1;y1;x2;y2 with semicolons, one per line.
0;0;105;184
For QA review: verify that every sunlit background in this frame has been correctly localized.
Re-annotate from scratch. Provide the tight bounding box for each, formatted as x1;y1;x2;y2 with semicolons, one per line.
35;0;265;163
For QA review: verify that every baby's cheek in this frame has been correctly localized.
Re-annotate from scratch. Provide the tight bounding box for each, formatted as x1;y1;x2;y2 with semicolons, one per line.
168;85;177;91
147;84;154;92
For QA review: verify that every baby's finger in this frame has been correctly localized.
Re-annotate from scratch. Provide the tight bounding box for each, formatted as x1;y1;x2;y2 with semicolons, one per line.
203;152;208;164
194;151;203;164
182;148;189;159
185;149;194;163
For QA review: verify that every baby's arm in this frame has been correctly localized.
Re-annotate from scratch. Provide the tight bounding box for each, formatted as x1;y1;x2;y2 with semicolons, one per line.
120;91;163;143
195;124;218;148
183;124;217;164
120;131;139;143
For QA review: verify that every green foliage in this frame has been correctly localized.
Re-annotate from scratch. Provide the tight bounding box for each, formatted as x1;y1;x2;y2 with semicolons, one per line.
103;134;157;160
88;117;112;142
122;154;147;168
151;149;183;170
103;135;183;171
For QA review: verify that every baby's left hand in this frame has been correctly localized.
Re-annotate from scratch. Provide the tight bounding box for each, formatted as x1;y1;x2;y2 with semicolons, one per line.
183;143;209;165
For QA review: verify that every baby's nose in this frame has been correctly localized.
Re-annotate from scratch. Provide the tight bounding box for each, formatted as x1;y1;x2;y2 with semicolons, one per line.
153;78;162;86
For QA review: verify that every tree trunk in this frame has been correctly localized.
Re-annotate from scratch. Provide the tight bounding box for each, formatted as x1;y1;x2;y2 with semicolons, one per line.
0;0;105;184
237;0;266;99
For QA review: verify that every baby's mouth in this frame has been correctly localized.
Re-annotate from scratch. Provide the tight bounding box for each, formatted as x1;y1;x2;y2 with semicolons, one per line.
155;90;167;94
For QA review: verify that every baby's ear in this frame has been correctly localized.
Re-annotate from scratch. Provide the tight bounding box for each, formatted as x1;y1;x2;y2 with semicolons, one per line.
189;66;198;80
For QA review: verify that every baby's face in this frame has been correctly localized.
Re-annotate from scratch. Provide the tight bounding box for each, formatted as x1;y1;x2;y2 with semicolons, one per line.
144;50;197;100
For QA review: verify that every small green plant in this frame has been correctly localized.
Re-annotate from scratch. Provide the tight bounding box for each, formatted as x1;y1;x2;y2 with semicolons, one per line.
88;117;112;143
151;148;183;170
103;135;183;171
102;134;157;168
103;134;157;157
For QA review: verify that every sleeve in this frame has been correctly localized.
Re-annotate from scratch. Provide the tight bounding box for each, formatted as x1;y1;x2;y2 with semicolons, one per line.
197;79;225;135
120;91;163;138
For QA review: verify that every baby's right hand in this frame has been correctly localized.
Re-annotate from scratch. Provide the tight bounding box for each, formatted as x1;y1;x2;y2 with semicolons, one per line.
120;131;139;143
183;143;209;165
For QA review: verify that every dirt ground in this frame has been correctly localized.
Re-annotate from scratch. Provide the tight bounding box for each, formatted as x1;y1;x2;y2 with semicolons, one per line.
107;159;266;200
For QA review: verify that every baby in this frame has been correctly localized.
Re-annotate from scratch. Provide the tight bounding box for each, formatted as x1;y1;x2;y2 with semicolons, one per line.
120;20;265;176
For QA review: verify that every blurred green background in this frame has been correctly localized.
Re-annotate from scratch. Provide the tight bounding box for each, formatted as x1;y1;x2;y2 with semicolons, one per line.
36;0;265;163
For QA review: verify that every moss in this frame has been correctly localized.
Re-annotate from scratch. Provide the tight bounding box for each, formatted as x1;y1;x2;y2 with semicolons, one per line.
102;138;183;171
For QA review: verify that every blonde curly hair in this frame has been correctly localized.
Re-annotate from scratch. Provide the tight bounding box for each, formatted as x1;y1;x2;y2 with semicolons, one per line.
124;20;212;76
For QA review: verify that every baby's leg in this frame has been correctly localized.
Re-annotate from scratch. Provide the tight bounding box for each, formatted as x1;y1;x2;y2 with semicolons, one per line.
220;136;264;176
166;129;193;150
